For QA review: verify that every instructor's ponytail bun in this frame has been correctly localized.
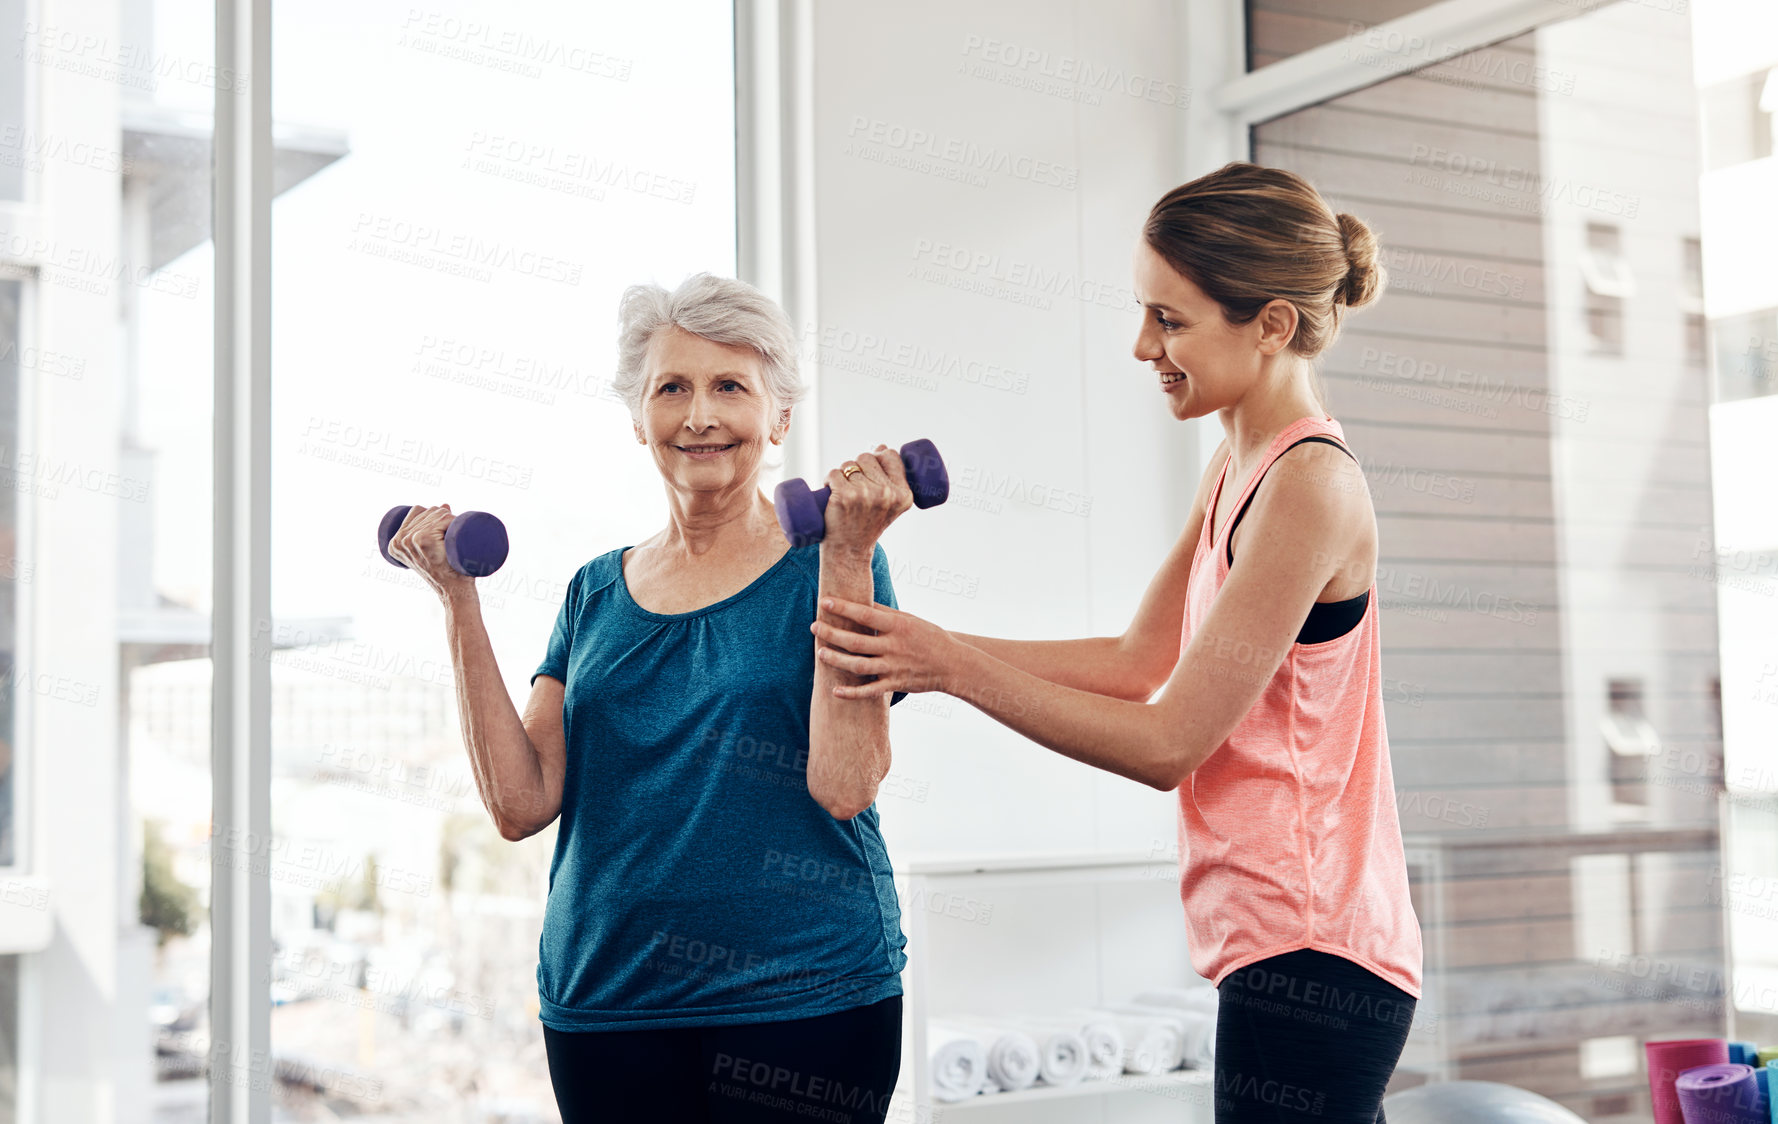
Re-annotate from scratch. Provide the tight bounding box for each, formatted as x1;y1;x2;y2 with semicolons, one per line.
1335;212;1384;310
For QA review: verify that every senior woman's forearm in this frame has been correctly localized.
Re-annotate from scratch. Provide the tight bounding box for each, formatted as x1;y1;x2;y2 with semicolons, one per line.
443;588;555;838
807;543;893;819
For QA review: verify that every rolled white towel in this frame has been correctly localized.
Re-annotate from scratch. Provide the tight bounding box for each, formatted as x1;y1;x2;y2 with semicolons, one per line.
1008;1014;1123;1081
1073;1009;1182;1074
997;1017;1090;1087
925;1023;988;1102
931;1019;1041;1093
1111;1003;1216;1069
1077;1019;1126;1081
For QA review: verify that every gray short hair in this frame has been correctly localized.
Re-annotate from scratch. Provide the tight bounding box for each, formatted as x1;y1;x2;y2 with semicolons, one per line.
613;273;805;424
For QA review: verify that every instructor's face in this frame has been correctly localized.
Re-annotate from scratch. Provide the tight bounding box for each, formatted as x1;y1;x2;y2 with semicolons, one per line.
635;327;785;496
1131;240;1259;421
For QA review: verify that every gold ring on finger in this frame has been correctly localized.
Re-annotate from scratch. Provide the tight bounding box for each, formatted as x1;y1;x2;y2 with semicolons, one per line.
841;463;863;481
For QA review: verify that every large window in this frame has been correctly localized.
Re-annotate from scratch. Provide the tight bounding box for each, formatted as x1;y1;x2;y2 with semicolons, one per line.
0;0;222;1116
1252;1;1715;1117
258;3;736;1119
117;5;222;1121
2;0;735;1117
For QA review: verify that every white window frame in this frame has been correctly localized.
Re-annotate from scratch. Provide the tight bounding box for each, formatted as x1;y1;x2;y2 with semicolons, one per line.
210;1;272;1121
0;271;45;1124
0;0;43;877
3;1;47;1120
0;270;39;890
734;0;820;490
1211;0;1610;132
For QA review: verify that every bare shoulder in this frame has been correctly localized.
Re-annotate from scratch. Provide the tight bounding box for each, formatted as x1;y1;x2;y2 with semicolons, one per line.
1271;435;1366;502
1253;436;1375;596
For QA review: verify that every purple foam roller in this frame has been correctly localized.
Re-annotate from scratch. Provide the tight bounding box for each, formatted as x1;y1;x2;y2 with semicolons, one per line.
1676;1063;1764;1124
774;438;949;548
378;505;509;578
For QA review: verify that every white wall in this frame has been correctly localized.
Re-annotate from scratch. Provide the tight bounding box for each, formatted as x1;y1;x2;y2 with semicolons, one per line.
812;0;1204;864
806;1;1211;1118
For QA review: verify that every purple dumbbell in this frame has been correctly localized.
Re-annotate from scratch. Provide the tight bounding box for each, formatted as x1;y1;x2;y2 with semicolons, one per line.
774;439;949;548
377;505;509;578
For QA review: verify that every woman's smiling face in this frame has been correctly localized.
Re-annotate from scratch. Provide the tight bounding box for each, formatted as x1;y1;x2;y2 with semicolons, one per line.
1131;238;1280;421
635;326;785;495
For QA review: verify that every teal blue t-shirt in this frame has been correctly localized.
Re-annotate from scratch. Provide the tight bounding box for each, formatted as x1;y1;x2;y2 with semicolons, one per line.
529;540;908;1031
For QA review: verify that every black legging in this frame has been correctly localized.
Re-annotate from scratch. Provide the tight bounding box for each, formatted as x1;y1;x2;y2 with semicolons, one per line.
1214;949;1416;1123
543;995;902;1124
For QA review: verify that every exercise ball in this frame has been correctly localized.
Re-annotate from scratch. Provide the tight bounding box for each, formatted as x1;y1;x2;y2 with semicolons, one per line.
1381;1080;1588;1123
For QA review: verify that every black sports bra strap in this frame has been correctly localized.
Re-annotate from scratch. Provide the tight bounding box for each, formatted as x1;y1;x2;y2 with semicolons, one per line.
1226;435;1358;568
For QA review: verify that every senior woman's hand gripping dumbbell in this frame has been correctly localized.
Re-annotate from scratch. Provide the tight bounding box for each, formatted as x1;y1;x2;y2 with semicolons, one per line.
773;438;949;548
378;504;510;595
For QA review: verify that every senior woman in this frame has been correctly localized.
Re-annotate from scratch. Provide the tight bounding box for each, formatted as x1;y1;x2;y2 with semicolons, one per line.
810;163;1423;1124
388;273;917;1123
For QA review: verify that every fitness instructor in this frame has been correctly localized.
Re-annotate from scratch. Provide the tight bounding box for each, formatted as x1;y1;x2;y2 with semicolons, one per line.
811;163;1423;1123
389;273;916;1123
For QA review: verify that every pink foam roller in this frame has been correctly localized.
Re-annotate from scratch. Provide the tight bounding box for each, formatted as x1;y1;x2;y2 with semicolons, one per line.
1646;1039;1728;1124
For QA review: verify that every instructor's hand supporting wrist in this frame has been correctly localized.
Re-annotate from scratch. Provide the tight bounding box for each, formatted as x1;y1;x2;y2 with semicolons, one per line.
811;597;967;699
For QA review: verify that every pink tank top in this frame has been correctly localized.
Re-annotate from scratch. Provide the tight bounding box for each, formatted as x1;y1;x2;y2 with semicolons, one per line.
1177;414;1423;998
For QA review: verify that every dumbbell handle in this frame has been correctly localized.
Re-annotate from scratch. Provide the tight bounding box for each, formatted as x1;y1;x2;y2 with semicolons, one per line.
377;505;510;578
773;439;949;548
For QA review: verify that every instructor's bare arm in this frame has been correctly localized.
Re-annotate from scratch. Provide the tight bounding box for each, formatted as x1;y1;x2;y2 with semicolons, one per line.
814;440;1364;791
938;439;1357;788
947;439;1230;702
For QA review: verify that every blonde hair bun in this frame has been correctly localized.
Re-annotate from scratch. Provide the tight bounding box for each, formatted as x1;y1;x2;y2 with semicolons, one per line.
1335;212;1384;309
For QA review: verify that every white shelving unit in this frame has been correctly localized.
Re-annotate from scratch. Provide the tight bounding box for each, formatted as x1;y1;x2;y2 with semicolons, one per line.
888;850;1215;1122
